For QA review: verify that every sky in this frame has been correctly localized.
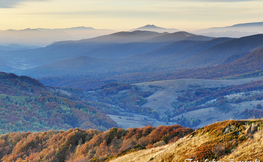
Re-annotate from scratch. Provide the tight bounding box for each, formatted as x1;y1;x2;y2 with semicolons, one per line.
0;0;262;31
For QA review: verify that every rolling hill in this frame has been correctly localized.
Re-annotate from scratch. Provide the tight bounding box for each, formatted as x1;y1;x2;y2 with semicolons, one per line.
131;37;232;65
24;40;209;78
144;31;212;43
77;42;169;59
0;60;14;72
29;34;263;89
177;34;263;69
0;72;117;134
82;30;165;43
132;40;203;59
25;56;115;77
155;47;263;80
0;31;170;71
17;31;213;78
1;31;262;91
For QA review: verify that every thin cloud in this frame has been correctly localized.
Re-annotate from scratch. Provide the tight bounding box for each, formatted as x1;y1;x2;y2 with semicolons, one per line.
0;0;255;8
0;0;46;8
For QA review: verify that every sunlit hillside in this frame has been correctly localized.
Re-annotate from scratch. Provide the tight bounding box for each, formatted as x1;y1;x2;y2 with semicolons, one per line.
111;119;263;162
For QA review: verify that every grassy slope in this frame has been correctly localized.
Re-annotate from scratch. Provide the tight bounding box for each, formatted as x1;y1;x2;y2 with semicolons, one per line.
134;77;263;117
111;119;263;162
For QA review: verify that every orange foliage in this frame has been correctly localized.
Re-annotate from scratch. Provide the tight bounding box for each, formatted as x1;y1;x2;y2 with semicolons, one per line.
0;125;193;162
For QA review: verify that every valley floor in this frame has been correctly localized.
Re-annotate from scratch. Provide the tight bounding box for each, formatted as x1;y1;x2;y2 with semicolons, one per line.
107;76;263;129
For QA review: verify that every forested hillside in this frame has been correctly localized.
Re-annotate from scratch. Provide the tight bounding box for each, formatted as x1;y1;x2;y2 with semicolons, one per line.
0;72;117;134
0;125;193;162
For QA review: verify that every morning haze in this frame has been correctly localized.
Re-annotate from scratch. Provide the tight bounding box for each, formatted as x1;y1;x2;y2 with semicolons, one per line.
0;0;262;31
0;0;263;161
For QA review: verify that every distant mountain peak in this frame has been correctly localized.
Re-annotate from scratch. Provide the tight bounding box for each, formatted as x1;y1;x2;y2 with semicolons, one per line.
133;24;178;33
65;26;95;30
137;24;165;30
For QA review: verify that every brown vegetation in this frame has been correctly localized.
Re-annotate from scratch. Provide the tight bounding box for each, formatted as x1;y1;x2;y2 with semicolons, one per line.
112;119;263;162
0;125;193;162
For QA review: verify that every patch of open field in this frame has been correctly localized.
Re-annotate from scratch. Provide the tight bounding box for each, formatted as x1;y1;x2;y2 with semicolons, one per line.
134;77;263;116
127;77;263;128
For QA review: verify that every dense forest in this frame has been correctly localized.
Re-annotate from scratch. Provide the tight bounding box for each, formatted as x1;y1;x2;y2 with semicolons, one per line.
0;72;117;134
0;125;193;162
54;82;161;120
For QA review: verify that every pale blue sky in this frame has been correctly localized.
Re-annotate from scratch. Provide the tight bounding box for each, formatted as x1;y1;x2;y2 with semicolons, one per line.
0;0;262;31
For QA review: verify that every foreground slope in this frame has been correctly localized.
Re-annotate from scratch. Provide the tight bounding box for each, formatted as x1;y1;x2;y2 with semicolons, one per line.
0;125;193;162
111;119;263;162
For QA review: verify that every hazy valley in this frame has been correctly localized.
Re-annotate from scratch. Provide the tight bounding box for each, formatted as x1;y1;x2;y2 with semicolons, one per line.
0;22;263;161
1;23;263;130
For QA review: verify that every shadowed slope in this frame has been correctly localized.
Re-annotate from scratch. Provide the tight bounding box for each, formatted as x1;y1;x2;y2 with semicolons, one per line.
155;47;263;80
179;34;263;68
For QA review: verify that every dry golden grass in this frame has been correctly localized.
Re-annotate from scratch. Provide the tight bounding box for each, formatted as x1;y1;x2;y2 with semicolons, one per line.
110;144;170;162
111;119;263;162
219;131;263;161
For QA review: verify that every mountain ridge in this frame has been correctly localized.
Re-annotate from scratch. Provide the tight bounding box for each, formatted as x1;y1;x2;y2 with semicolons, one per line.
194;21;263;38
177;34;263;69
158;47;263;80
